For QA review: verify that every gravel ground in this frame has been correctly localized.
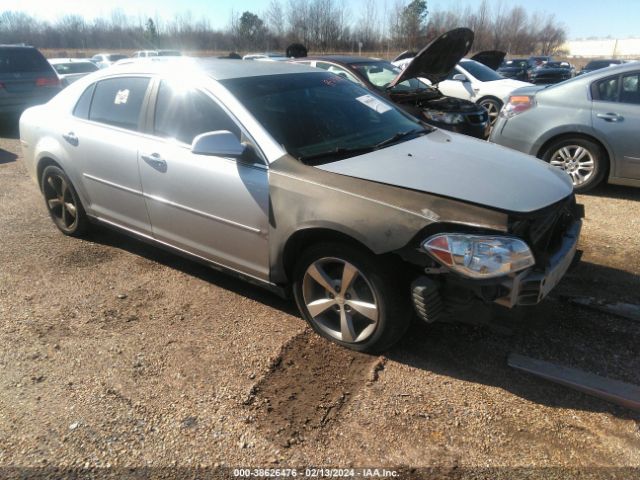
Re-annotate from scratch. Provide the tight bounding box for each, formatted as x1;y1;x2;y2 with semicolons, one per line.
0;123;639;478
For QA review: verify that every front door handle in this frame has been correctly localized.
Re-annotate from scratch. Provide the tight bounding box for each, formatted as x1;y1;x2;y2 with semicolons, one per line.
62;132;79;146
596;112;624;122
141;153;167;172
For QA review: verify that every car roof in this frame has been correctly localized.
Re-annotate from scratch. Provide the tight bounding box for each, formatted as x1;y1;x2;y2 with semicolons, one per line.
103;57;318;80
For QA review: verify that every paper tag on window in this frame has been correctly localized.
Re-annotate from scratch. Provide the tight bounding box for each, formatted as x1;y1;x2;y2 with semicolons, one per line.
356;94;392;114
114;89;130;105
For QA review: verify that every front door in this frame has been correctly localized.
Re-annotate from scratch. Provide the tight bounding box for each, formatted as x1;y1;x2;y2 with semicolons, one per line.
138;80;270;280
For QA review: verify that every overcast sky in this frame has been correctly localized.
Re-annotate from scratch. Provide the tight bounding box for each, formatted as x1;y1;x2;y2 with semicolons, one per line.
2;0;639;40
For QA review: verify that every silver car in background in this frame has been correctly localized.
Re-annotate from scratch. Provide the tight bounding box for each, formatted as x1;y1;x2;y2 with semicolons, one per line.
49;58;99;87
20;59;582;352
490;62;640;191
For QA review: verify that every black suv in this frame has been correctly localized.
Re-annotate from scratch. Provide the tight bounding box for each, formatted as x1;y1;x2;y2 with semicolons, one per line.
0;45;61;119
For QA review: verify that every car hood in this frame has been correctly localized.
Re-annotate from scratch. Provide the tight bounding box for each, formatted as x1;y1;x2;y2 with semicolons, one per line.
471;50;506;70
390;28;474;87
316;129;573;213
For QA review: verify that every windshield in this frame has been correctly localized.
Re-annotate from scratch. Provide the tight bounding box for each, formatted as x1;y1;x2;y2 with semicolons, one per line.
158;51;181;56
500;59;528;69
107;54;128;62
460;60;503;82
221;72;428;164
350;61;425;91
53;62;98;74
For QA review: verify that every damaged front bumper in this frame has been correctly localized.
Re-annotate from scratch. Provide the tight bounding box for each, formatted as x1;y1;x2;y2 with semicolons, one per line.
411;218;582;322
495;218;582;307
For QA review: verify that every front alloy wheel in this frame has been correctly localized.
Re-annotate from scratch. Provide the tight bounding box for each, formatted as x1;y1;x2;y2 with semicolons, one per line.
479;98;502;127
302;257;379;343
293;243;411;353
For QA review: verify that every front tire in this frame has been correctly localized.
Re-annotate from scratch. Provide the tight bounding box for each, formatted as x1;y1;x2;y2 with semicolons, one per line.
293;243;411;353
41;165;89;237
542;137;607;192
478;97;502;128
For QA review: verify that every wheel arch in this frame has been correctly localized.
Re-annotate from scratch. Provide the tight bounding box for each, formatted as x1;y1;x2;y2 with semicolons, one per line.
280;227;376;283
476;95;503;106
36;157;64;191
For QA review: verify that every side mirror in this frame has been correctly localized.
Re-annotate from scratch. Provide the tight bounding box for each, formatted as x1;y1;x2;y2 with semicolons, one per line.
452;73;468;82
191;131;245;157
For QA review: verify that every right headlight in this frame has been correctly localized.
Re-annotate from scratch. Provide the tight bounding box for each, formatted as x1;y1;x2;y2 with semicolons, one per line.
423;234;535;279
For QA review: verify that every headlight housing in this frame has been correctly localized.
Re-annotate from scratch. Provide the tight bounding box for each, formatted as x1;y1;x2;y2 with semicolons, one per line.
423;234;535;279
423;110;465;125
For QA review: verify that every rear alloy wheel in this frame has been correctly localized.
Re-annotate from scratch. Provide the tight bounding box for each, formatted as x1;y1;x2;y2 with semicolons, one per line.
543;137;607;192
41;165;88;236
478;98;502;127
293;243;411;353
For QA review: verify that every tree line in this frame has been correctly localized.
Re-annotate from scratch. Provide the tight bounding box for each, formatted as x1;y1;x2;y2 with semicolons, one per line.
0;0;566;56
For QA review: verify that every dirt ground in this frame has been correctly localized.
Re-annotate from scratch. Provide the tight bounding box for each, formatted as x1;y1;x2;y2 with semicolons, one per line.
0;122;639;479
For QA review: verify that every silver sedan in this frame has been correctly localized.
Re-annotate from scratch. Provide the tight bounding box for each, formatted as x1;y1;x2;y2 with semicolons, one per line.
490;62;640;191
20;58;581;352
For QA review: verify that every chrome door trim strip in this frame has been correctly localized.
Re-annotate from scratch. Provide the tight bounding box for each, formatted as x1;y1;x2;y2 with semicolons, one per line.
94;216;272;286
83;173;143;196
142;193;262;234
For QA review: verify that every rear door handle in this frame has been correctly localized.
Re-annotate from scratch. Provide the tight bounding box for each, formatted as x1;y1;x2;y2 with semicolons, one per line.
596;113;624;122
141;153;167;171
62;132;78;146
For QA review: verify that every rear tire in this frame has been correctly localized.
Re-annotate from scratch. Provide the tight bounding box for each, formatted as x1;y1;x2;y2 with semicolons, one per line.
293;243;411;353
542;137;607;192
41;165;89;237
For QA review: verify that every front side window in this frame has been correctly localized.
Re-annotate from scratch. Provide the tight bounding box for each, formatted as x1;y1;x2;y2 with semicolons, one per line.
221;72;428;164
88;77;150;130
154;81;240;145
620;73;640;105
460;60;503;81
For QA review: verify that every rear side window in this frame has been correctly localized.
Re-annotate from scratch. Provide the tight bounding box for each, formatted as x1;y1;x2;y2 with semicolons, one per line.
0;47;52;74
593;76;619;102
154;81;240;145
620;73;640;105
89;77;150;131
73;84;96;119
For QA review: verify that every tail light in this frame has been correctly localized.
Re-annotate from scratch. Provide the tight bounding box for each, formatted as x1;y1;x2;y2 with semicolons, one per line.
36;77;61;87
501;95;535;119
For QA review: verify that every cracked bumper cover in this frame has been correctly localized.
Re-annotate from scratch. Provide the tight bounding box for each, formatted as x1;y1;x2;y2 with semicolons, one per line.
496;218;582;308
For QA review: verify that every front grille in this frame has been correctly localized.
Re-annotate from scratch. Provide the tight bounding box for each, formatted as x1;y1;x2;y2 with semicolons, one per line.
465;111;489;124
509;196;580;267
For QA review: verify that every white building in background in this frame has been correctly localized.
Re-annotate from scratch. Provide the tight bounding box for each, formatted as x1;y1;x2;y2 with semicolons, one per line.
564;38;640;58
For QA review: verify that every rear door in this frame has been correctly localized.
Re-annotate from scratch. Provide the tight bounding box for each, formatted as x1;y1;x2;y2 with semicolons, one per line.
137;80;270;280
67;76;153;233
591;71;640;179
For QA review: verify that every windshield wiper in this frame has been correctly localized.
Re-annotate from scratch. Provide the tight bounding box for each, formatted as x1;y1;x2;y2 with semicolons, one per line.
298;145;376;164
375;128;430;149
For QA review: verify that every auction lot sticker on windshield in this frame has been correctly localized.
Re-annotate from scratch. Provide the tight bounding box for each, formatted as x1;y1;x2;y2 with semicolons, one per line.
356;94;392;114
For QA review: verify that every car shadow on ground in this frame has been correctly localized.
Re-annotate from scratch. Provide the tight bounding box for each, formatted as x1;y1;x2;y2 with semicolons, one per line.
84;224;297;316
387;260;640;420
0;148;17;164
585;183;640;201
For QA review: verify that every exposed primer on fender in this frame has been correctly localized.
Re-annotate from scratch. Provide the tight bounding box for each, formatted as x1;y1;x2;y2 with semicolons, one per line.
268;154;508;283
